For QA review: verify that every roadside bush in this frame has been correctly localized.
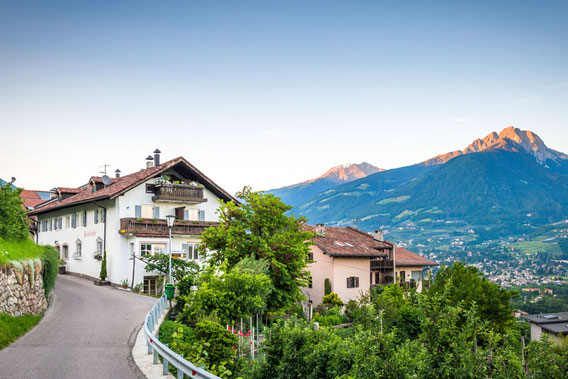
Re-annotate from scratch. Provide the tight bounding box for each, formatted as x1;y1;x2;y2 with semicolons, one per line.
193;319;238;368
0;313;42;350
41;245;59;297
159;320;194;346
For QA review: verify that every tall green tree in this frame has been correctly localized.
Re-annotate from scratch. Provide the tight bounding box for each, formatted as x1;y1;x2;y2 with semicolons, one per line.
0;179;29;241
428;262;517;333
200;187;314;311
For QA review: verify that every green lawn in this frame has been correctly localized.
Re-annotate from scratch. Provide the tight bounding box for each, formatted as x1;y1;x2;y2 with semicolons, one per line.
0;313;42;350
0;238;45;264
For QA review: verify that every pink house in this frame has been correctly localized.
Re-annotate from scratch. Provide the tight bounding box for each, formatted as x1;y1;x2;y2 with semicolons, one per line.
302;224;438;306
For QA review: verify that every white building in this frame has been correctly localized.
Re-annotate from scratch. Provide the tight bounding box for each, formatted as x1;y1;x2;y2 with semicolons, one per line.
30;151;237;294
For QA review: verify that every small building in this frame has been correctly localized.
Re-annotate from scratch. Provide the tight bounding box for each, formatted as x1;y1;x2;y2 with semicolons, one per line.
523;312;568;344
29;150;237;292
302;224;438;306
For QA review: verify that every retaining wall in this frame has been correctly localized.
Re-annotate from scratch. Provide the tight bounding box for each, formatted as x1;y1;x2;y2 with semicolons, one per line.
0;259;48;316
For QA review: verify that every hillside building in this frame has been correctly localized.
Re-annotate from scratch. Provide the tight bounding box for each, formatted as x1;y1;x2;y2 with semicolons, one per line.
29;151;237;293
302;224;438;306
524;312;568;344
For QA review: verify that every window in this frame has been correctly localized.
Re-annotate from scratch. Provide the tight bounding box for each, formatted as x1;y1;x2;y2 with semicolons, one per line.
58;217;63;230
307;273;312;288
140;243;167;256
71;214;77;228
94;209;99;224
347;276;359;288
186;209;199;221
144;276;159;295
66;216;70;228
136;204;159;219
62;244;69;260
307;253;314;262
146;184;155;193
96;237;103;256
74;239;82;259
49;219;53;231
182;244;200;260
82;211;87;227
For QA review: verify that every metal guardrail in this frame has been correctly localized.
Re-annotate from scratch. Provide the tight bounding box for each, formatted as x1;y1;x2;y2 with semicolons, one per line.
144;294;219;379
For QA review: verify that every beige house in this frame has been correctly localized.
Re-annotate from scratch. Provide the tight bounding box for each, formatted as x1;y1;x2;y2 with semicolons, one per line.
524;312;568;345
303;224;437;306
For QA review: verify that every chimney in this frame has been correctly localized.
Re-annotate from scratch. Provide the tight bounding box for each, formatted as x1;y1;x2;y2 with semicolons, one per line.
153;149;161;166
115;169;121;178
146;155;154;169
374;230;384;241
315;223;326;237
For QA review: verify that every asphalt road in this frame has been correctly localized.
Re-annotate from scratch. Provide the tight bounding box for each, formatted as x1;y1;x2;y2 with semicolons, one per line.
0;275;156;379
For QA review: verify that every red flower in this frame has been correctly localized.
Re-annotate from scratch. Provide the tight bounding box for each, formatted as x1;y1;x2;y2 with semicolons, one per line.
233;346;237;350
250;341;253;344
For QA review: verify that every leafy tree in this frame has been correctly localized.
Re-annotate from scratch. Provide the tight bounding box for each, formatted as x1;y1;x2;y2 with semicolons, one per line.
0;179;29;241
428;262;516;333
141;253;199;283
179;257;273;325
199;187;314;311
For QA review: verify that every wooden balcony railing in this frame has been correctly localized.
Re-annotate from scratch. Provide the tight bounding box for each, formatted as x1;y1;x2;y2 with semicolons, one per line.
119;218;217;237
370;259;394;271
152;184;206;203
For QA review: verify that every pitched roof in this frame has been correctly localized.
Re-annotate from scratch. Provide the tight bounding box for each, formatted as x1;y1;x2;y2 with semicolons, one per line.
394;247;438;267
523;312;568;335
305;225;391;258
20;189;55;210
30;156;238;215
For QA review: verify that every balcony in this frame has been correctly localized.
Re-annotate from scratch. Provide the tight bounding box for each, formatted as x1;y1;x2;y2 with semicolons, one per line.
119;218;218;237
370;259;393;271
152;184;207;204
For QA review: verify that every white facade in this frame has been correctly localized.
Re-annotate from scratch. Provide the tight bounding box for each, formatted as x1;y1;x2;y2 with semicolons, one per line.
35;163;230;292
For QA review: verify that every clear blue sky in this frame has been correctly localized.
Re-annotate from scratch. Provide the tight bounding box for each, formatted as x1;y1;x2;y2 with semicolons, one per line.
1;1;567;194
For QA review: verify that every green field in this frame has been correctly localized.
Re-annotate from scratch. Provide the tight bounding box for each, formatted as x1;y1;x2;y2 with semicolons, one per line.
513;240;562;255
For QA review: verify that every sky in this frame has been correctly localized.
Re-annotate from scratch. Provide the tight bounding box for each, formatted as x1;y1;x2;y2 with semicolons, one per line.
1;0;567;195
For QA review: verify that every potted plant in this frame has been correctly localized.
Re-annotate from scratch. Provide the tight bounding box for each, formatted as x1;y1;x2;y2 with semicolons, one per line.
94;250;111;286
58;259;66;274
120;279;129;289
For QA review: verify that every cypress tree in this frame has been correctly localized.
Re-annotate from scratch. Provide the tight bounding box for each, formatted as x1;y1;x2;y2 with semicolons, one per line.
99;250;108;280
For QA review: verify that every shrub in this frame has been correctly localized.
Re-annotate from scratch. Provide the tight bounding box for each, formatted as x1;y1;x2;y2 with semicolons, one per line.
324;278;332;296
322;292;343;306
41;246;59;298
193;319;237;368
99;250;108;281
0;313;42;350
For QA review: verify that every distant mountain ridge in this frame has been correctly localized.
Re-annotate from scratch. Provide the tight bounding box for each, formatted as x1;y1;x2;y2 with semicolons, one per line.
272;127;568;239
266;162;382;208
423;126;568;168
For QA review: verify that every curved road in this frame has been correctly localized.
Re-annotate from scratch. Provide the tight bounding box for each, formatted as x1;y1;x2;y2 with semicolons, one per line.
0;275;156;379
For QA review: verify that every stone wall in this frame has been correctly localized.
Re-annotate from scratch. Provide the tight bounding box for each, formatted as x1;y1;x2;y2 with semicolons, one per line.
0;259;48;316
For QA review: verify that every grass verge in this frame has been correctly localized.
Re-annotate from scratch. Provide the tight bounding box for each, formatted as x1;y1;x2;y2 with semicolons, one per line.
0;313;42;350
0;238;45;264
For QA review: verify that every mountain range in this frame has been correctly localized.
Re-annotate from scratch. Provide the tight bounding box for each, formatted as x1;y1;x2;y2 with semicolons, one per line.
267;127;568;240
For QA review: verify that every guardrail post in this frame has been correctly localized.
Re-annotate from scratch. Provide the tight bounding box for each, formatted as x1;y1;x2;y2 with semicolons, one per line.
153;347;159;364
147;340;152;354
163;343;169;375
177;368;184;379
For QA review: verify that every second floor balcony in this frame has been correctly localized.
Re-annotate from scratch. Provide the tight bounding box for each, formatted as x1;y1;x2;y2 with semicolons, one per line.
370;259;394;271
152;183;207;204
119;217;218;237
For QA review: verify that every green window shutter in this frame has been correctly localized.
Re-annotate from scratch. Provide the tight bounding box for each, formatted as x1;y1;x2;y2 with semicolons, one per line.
135;205;142;218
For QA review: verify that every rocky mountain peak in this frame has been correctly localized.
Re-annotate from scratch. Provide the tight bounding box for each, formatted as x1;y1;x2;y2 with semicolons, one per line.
424;127;567;166
312;162;383;183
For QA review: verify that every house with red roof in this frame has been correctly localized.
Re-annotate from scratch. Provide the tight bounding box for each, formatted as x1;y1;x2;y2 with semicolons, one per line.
303;224;437;306
29;150;237;293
